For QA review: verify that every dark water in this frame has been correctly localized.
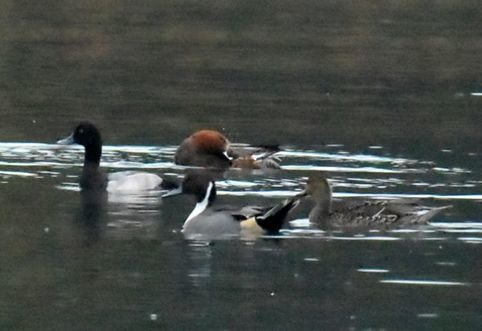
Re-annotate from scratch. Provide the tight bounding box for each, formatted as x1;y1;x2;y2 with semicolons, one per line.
1;1;482;330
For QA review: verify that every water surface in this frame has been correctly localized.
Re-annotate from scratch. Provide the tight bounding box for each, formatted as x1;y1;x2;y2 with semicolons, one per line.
1;1;482;330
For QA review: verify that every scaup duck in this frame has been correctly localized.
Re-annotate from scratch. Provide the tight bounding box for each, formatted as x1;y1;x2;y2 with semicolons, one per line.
57;122;174;193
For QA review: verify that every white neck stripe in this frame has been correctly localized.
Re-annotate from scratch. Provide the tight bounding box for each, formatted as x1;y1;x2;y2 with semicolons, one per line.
223;151;233;160
183;181;213;229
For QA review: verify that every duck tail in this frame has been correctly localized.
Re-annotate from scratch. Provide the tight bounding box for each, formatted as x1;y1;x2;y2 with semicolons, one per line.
418;205;453;223
256;198;299;234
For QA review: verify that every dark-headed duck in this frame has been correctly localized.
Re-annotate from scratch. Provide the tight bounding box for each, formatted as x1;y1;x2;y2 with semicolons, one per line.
57;122;175;193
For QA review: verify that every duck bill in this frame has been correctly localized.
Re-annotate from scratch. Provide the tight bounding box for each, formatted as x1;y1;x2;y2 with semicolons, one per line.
161;186;183;198
57;133;75;145
295;189;308;198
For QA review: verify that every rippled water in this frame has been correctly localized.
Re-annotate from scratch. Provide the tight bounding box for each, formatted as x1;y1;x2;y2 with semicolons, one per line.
2;0;482;329
0;149;482;329
1;140;482;330
1;141;481;235
2;142;481;241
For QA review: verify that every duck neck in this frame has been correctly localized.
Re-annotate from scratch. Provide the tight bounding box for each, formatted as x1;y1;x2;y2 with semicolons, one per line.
184;181;215;227
84;142;102;166
310;190;332;220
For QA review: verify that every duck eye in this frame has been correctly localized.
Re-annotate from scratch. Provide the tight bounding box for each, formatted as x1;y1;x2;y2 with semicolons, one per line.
78;129;84;134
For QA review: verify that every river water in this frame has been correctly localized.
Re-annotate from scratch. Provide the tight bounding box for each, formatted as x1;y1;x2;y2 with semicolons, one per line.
1;1;481;330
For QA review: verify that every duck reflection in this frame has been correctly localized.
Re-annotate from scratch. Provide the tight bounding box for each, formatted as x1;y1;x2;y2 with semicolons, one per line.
75;189;107;247
185;242;213;288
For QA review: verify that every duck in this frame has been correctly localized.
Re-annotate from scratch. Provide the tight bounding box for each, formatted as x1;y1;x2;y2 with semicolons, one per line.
57;122;176;193
174;129;280;169
163;171;298;240
295;174;451;229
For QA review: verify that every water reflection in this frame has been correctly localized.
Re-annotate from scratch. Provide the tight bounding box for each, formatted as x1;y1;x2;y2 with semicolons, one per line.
1;141;481;329
1;0;482;328
380;279;469;286
0;141;478;195
75;190;107;247
185;242;213;288
1;141;482;240
70;183;169;247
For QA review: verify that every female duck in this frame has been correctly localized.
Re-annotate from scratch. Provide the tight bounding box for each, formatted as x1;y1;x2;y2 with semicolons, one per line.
297;174;451;229
163;171;298;240
57;122;169;193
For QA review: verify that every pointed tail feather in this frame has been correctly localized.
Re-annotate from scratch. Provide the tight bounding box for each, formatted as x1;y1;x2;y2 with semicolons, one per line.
256;198;300;234
398;205;452;225
416;205;452;224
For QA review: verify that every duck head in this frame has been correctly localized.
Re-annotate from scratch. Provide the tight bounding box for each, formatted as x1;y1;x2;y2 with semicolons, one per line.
297;173;332;217
57;122;103;164
175;129;232;168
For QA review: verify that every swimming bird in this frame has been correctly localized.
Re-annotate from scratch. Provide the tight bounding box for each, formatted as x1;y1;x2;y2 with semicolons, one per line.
174;129;280;169
57;122;175;193
163;171;298;240
296;174;451;229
